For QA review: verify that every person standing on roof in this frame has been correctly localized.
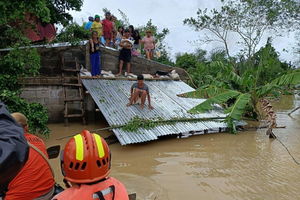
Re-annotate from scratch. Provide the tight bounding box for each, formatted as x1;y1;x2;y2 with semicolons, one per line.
115;26;124;49
102;12;113;47
84;16;94;30
91;15;103;38
127;75;154;110
52;130;129;200
142;30;156;60
116;29;134;76
0;103;29;199
5;112;55;200
89;31;101;77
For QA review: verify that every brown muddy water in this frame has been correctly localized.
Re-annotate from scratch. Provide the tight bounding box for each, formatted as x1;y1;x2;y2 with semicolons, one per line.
45;95;300;200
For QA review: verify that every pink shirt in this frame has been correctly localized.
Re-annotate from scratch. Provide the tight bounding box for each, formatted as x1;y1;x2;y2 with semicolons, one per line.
142;36;155;50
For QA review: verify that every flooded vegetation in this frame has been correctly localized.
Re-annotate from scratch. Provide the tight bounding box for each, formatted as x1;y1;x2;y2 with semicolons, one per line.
46;95;300;200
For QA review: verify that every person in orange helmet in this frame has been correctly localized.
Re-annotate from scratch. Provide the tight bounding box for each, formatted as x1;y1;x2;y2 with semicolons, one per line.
52;130;129;200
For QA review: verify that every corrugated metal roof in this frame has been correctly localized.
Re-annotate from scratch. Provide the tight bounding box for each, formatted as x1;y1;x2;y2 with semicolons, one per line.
82;79;227;145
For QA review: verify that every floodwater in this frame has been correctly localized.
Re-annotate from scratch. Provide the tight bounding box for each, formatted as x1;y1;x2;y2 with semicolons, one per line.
45;95;300;200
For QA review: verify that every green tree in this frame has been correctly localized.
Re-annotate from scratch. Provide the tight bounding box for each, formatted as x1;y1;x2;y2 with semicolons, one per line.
175;53;198;70
184;0;300;60
181;62;300;132
0;0;83;136
55;22;90;45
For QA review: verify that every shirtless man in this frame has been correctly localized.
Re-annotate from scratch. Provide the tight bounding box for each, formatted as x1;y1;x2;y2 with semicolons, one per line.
127;75;154;110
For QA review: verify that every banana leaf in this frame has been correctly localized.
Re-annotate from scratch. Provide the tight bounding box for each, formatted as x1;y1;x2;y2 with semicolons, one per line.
225;93;252;120
271;71;300;86
178;85;230;99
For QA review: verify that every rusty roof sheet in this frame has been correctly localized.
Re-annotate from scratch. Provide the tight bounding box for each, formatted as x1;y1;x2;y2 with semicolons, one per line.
82;79;227;145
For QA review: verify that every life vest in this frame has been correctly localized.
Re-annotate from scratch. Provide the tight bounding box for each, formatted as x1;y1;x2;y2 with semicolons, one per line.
5;133;55;200
52;177;129;200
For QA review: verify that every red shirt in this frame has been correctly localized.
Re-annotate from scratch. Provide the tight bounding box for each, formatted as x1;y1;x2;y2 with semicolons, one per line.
102;19;113;33
5;133;55;200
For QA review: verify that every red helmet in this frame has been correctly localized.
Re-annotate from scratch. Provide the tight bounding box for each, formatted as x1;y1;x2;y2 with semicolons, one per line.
61;130;111;183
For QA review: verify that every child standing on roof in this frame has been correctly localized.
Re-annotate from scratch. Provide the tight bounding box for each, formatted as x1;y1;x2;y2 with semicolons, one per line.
142;30;156;60
89;31;101;77
91;15;103;38
115;26;124;49
116;29;134;77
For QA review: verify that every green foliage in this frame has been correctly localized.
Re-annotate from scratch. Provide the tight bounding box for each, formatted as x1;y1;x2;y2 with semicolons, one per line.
46;0;83;25
120;116;226;133
189;90;241;113
176;53;198;70
121;116;160;132
55;22;90;45
0;0;83;136
0;0;82;28
181;58;300;133
0;47;50;136
138;19;172;64
271;70;300;86
0;90;49;136
225;93;251;120
178;85;230;99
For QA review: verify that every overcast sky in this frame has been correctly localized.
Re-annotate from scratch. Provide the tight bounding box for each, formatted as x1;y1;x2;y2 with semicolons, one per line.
70;0;298;64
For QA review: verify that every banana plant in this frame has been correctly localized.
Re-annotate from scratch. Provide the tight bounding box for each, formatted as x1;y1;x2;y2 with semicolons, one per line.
180;62;300;133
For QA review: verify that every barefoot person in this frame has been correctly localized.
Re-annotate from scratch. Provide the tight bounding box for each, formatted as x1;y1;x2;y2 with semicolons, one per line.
102;12;113;46
142;30;155;60
127;75;154;110
116;29;133;76
89;31;101;77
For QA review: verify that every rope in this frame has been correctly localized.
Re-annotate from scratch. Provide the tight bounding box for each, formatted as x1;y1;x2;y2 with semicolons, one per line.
275;135;300;165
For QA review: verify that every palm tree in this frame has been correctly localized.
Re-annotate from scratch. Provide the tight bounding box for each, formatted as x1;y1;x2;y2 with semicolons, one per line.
179;62;300;133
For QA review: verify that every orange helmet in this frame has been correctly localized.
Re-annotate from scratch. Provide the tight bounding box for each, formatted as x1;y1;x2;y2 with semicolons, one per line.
61;130;111;183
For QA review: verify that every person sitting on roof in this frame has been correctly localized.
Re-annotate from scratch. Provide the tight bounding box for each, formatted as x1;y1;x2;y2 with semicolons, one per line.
52;130;129;200
127;75;154;110
6;113;55;200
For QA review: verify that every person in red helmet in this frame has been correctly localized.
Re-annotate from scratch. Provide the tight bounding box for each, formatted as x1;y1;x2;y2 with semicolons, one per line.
52;130;129;200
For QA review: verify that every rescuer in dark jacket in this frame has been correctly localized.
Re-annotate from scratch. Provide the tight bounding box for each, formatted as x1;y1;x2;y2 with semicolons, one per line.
0;102;29;197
